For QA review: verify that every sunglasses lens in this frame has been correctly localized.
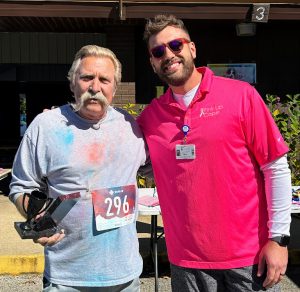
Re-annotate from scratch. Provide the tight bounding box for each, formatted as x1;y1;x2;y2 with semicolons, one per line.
168;39;183;52
151;45;165;58
150;39;187;58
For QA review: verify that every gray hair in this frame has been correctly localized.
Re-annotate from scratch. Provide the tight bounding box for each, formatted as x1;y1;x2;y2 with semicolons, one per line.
143;14;190;45
67;45;122;88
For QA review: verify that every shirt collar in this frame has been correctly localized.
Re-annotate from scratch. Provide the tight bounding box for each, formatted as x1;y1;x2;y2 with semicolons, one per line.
159;66;214;105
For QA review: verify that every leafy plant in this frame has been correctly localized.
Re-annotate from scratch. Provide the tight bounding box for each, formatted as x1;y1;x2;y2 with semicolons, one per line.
20;94;26;114
122;103;147;118
137;174;156;188
266;94;300;185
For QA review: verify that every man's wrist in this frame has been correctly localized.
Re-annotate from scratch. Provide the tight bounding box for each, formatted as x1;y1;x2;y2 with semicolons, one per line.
270;235;290;247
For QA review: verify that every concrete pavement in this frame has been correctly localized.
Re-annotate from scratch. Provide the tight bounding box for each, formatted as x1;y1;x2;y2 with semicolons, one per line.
0;194;44;274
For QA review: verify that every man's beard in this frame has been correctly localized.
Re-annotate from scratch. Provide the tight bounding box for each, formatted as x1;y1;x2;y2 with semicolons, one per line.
156;55;194;87
72;91;109;113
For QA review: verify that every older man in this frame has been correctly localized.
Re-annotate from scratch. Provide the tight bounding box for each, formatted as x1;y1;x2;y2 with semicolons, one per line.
10;45;146;291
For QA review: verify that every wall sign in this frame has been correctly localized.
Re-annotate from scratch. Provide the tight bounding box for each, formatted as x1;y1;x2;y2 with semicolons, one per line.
251;4;270;23
207;63;257;84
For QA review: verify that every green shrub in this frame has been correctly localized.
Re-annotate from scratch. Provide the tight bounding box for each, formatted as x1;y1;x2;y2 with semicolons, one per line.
266;94;300;185
137;175;156;188
121;103;147;118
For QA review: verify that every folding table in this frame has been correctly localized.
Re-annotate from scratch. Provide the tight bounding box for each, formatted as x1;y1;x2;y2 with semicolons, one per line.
0;168;11;181
138;188;164;292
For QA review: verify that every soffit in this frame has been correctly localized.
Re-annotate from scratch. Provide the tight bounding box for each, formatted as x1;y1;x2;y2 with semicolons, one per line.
0;1;299;32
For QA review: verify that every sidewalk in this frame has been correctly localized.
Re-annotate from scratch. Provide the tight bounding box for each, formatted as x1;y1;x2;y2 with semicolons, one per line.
0;194;45;274
0;194;167;275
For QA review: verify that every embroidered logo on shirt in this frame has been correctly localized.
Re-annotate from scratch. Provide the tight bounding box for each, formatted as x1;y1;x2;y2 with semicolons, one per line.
199;105;223;118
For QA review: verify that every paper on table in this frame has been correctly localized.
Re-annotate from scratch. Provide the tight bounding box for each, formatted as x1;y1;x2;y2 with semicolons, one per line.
139;195;160;207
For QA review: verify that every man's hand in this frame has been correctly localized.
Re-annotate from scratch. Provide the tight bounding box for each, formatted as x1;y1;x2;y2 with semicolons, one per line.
257;240;288;289
33;230;65;247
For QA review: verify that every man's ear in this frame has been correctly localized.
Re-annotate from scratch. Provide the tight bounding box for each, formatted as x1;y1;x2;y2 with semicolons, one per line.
150;58;157;73
189;42;197;60
69;83;74;93
113;82;117;97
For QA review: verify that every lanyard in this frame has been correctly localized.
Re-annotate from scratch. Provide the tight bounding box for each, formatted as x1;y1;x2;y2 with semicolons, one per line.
176;124;195;160
182;124;190;144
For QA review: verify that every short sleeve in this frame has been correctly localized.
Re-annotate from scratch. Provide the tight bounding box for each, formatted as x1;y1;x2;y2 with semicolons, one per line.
242;86;289;166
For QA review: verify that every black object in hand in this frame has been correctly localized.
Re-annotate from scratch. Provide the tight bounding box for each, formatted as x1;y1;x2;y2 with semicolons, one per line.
14;190;55;239
14;190;80;239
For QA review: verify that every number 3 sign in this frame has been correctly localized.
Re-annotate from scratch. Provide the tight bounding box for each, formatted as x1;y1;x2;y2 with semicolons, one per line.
251;4;270;23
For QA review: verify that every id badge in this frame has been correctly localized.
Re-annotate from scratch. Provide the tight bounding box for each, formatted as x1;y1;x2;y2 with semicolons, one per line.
176;144;196;160
92;185;136;231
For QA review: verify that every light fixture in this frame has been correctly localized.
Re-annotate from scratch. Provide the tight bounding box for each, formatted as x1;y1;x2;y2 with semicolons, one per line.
236;22;256;37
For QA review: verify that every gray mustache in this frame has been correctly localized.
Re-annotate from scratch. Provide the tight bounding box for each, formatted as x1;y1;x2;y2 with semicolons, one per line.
81;92;107;102
72;91;108;112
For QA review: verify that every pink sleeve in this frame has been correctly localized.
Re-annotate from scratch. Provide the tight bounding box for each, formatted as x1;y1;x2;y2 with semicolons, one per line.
242;86;289;166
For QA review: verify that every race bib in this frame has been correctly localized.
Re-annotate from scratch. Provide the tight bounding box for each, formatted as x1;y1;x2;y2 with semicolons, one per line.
92;185;136;231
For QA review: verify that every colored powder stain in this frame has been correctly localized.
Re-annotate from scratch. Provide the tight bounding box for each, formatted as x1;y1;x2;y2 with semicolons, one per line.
87;143;104;164
55;128;74;146
86;170;95;179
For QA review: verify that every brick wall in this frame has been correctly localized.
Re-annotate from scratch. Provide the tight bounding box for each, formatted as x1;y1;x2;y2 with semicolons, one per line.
113;82;149;118
113;82;136;105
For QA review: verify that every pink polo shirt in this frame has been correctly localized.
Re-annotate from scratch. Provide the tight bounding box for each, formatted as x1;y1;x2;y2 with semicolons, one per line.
137;67;288;269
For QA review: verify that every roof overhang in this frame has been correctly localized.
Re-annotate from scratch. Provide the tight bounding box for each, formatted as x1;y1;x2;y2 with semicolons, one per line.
0;1;299;32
